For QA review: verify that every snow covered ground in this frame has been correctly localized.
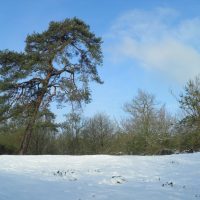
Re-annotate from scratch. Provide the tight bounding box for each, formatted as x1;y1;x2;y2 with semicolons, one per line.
0;153;200;200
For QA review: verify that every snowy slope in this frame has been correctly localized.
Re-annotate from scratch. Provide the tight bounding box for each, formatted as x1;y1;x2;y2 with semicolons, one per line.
0;153;200;200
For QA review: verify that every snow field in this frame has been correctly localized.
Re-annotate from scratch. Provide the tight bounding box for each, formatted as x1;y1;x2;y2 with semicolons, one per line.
0;154;200;200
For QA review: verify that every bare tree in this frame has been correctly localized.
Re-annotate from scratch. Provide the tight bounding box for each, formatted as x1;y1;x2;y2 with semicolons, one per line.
123;89;175;153
83;113;114;154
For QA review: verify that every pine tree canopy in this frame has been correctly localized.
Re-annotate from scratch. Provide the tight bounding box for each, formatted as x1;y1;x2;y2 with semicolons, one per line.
0;18;103;122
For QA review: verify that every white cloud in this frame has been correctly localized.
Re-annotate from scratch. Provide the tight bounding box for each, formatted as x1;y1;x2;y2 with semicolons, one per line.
107;8;200;84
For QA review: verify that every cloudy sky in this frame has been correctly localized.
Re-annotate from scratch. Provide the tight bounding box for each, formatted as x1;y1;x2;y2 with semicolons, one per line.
1;0;200;121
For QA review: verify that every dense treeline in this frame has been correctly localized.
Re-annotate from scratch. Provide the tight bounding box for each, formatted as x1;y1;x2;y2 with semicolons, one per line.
1;75;200;155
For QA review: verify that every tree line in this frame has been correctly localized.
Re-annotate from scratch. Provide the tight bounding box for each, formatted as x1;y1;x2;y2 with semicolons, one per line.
0;18;200;155
1;75;200;155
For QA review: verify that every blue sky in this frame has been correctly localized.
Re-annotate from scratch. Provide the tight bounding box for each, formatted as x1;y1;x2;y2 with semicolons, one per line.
1;0;200;121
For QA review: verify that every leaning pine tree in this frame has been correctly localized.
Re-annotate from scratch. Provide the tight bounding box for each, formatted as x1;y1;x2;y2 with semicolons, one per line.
0;18;103;154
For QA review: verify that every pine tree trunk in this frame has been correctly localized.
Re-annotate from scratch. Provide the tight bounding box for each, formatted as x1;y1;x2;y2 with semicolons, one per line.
19;93;45;155
19;116;37;155
19;71;51;155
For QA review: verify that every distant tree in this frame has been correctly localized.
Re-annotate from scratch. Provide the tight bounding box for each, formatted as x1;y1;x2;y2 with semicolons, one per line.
123;89;174;154
179;75;200;130
83;113;114;154
59;110;85;154
123;89;157;136
0;18;103;154
178;75;200;151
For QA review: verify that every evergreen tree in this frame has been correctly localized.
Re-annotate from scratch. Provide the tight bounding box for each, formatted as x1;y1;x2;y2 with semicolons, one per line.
0;18;103;154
